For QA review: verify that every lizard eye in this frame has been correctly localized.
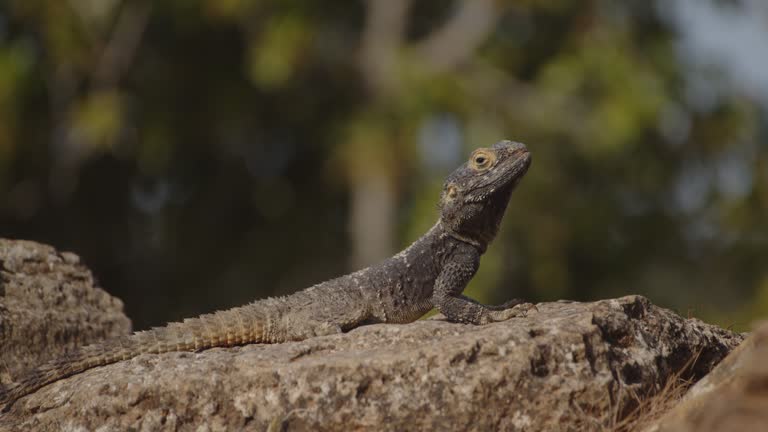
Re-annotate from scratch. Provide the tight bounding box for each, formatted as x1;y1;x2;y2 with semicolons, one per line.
469;149;495;171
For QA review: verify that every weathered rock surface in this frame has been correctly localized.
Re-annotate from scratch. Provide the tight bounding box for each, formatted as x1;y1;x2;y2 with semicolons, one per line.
0;295;741;432
647;322;767;432
0;239;131;383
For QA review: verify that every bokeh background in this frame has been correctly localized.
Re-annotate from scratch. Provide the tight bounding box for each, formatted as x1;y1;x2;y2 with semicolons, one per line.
0;0;766;331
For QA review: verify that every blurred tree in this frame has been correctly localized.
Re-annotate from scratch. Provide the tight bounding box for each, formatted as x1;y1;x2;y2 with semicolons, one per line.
0;0;765;331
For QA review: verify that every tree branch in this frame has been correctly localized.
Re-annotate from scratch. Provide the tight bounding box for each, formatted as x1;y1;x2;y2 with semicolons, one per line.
359;0;411;96
92;1;152;88
414;0;499;72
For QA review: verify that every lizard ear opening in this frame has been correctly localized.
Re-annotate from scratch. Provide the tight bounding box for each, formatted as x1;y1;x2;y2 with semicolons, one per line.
446;185;458;200
440;184;460;212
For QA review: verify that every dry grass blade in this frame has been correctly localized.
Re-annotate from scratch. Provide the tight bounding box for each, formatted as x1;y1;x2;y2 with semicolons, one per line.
576;350;703;432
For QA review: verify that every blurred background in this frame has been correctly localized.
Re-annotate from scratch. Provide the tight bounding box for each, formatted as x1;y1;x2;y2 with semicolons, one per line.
0;0;766;331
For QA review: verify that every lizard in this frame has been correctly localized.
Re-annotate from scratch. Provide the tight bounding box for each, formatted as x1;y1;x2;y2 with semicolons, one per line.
0;139;533;412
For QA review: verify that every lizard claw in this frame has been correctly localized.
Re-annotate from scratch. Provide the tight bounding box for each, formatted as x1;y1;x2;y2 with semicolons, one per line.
515;302;539;316
487;302;538;322
312;322;343;337
486;298;526;311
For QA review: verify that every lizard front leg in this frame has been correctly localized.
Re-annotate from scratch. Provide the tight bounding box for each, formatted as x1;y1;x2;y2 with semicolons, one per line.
432;244;535;325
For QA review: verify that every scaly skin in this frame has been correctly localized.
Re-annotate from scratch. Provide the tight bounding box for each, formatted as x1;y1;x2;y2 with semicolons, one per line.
0;140;532;411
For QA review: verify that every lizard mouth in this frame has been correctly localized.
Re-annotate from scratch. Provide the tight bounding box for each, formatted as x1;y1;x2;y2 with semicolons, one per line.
496;150;531;190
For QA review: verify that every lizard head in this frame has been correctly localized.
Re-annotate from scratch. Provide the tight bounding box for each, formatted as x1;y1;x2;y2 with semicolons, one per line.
439;140;531;248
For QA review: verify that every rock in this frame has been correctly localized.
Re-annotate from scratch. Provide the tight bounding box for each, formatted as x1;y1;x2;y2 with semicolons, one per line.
0;295;741;431
646;322;768;432
0;239;131;384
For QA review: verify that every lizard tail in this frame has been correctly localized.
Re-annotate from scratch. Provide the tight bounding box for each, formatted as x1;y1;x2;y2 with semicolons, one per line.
0;349;104;413
0;302;269;411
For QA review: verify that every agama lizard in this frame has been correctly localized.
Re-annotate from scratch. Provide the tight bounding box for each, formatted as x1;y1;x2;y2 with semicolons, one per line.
0;140;532;411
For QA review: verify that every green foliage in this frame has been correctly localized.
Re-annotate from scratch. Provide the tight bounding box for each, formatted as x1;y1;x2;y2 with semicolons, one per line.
71;90;124;151
0;39;32;179
247;14;311;89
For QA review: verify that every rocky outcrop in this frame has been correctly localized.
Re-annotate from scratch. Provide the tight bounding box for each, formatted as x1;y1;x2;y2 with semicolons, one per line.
646;322;767;432
0;239;131;384
0;295;741;432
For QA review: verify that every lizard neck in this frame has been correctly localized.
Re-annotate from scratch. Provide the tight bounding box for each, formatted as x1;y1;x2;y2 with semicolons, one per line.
436;220;488;254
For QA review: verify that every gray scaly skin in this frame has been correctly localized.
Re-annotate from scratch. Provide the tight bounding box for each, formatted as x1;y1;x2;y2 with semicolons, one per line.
0;140;533;412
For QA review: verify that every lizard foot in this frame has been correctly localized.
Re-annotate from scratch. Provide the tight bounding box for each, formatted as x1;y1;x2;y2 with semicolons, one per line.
312;322;343;337
486;302;538;323
485;298;526;311
286;321;342;340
